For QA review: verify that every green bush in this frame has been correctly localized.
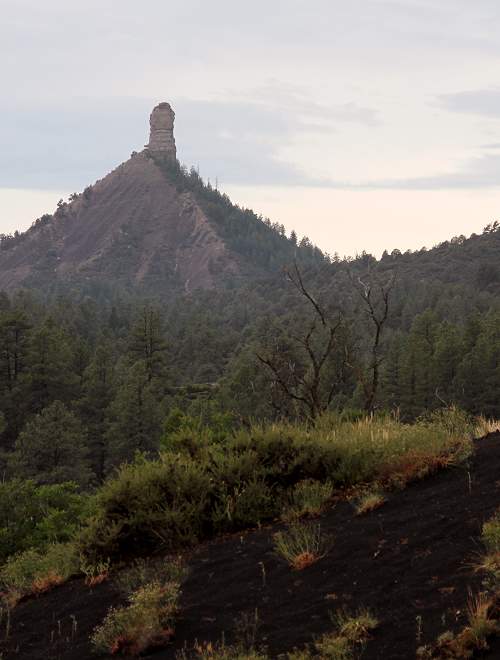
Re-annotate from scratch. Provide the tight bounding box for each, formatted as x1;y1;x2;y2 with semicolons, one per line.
78;453;212;562
212;478;275;532
79;413;472;563
91;580;180;655
0;542;79;604
482;511;500;553
0;480;91;563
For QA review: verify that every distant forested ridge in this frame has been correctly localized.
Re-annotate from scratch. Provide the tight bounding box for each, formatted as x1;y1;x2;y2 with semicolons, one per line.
0;219;498;486
0;147;499;487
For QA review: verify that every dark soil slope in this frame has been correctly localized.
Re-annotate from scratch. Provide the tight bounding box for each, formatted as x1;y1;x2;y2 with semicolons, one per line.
3;433;500;660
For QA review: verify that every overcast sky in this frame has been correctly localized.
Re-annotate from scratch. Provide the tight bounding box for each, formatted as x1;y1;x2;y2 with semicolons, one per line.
2;0;500;257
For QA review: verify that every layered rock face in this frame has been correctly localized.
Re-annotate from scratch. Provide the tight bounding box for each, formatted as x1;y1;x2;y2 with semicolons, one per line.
147;102;176;159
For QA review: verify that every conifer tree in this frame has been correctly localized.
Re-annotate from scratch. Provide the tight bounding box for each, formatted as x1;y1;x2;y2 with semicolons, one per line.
9;401;92;486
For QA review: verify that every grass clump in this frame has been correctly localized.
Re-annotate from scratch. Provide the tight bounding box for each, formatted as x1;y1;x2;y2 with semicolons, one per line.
354;490;386;516
92;580;180;656
80;557;111;587
476;509;500;587
177;642;267;659
282;479;334;522
289;608;379;659
316;608;379;658
114;556;186;598
273;521;332;570
466;592;499;647
0;542;79;606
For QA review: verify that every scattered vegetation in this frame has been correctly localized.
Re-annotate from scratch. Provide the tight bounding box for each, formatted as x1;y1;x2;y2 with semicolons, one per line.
177;608;378;659
273;522;332;570
418;593;499;658
420;508;500;658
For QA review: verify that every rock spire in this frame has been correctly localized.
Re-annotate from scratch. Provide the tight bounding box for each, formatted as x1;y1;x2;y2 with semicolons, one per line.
147;102;176;159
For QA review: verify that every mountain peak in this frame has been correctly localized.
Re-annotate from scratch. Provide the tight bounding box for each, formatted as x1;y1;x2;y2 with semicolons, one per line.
0;104;321;299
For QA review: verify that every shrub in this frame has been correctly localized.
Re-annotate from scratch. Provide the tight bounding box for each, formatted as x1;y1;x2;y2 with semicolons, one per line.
419;406;475;439
212;478;275;532
482;511;500;554
78;453;212;563
273;522;332;570
476;509;500;590
0;543;79;605
91;581;180;655
282;479;334;522
0;479;91;563
79;413;472;563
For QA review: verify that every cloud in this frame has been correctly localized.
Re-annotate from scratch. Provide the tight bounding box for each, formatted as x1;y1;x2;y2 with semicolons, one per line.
315;151;500;190
437;88;500;118
0;90;497;194
233;82;381;127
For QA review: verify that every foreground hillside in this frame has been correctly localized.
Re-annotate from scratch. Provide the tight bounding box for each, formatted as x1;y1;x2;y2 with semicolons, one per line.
3;430;500;659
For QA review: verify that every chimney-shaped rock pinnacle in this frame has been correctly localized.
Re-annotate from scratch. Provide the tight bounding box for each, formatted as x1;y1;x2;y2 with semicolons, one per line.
147;102;176;159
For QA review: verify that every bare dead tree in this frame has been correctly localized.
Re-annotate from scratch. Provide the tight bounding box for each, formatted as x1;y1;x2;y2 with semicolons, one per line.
348;268;396;414
257;263;348;421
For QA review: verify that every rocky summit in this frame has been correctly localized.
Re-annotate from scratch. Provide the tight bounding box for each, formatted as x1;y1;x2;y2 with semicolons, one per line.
0;103;299;298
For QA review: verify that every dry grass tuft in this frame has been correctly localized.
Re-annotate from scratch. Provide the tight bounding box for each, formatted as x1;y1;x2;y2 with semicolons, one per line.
273;522;332;571
354;491;386;515
475;416;500;438
178;642;267;659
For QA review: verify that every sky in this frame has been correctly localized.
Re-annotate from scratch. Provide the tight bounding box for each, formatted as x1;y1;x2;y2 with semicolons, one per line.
2;0;500;257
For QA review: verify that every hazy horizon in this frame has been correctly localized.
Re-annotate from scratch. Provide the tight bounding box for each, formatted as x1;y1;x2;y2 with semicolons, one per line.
2;1;500;257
